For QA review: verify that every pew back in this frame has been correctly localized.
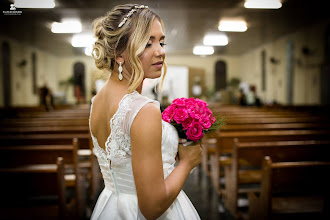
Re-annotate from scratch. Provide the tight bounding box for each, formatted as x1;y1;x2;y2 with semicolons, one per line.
0;157;66;220
223;139;330;217
249;157;330;220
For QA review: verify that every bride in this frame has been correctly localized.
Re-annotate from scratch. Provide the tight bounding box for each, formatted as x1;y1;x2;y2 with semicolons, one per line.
89;4;202;219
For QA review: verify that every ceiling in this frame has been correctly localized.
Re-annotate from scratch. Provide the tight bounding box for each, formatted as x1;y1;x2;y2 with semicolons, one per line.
1;0;330;57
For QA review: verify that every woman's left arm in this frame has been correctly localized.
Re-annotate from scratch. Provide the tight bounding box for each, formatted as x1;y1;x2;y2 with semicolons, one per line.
131;103;195;219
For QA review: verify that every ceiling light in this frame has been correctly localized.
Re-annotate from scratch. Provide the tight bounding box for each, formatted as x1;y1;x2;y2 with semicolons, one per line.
203;33;228;46
71;35;96;48
218;20;247;32
14;0;55;8
244;0;282;9
51;21;82;33
193;46;214;56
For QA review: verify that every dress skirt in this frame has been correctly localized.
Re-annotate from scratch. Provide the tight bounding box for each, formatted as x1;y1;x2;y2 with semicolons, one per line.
91;188;200;220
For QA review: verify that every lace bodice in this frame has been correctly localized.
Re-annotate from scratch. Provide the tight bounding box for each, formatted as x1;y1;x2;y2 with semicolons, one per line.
89;91;179;192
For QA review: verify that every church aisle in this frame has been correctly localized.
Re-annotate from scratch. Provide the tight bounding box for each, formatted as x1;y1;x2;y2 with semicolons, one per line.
183;167;237;220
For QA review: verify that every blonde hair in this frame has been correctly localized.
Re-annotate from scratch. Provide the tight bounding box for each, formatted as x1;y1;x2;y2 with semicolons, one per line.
92;4;167;92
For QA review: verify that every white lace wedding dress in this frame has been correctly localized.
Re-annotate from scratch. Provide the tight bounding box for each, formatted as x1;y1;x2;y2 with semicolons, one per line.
89;91;200;220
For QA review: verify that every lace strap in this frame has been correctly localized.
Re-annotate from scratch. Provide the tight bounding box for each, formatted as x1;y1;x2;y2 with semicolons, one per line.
128;98;160;132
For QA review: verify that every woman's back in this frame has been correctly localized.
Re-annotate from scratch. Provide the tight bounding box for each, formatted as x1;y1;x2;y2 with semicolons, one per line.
90;84;128;152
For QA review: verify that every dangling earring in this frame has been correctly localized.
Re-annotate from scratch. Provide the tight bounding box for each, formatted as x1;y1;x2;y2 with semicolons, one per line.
118;62;123;81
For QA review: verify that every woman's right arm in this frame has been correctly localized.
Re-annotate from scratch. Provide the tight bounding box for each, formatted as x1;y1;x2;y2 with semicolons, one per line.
131;103;202;219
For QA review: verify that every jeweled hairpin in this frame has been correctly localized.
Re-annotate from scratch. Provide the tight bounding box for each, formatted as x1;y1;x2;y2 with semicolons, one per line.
118;5;149;28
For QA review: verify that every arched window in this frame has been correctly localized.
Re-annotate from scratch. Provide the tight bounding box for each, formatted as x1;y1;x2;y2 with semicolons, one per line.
73;62;86;104
286;40;294;104
215;60;227;91
2;41;11;107
321;24;330;105
261;50;266;92
32;52;37;94
325;24;330;63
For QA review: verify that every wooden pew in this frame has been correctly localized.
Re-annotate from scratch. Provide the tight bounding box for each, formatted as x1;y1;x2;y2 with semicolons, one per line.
201;110;329;174
15;112;90;119
0;119;88;127
0;157;68;220
222;123;330;131
0;138;85;218
0;133;101;202
0;105;83;119
225;116;329;124
248;157;330;220
201;121;330;174
202;122;330;176
0;133;90;149
209;129;330;195
224;139;330;218
0;126;90;135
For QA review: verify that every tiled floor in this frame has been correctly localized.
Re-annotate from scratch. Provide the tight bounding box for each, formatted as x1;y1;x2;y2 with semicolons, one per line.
182;166;237;220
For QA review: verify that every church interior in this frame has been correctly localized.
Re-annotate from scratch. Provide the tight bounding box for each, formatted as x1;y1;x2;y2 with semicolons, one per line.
1;0;330;219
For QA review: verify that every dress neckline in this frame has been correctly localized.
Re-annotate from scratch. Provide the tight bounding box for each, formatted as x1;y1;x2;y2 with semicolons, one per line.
109;90;138;124
90;90;139;153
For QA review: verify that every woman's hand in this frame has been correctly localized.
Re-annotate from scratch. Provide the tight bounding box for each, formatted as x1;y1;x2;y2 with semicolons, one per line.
177;139;203;171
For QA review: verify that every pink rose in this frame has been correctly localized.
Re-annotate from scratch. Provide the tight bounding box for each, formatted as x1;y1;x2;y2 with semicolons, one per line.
205;108;213;118
173;107;188;123
162;105;176;123
195;98;208;107
199;117;211;129
210;117;216;124
188;102;206;120
185;98;195;108
172;98;186;107
186;122;204;142
182;116;194;130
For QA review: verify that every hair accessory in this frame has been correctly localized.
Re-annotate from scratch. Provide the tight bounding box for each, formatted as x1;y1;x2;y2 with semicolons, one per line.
118;5;149;28
118;62;123;80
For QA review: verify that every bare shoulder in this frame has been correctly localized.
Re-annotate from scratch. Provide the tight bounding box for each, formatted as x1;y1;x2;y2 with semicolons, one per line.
131;102;162;135
137;102;161;119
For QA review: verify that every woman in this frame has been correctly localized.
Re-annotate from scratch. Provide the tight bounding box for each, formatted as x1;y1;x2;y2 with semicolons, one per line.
89;4;202;219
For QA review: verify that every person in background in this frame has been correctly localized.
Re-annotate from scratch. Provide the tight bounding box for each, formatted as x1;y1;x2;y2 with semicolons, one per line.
253;87;262;107
238;88;247;106
39;83;54;111
246;85;256;106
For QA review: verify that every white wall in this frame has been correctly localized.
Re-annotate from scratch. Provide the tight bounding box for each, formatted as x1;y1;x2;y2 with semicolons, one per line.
57;56;96;104
142;65;189;102
165;55;240;93
238;21;328;105
1;19;328;107
0;35;58;107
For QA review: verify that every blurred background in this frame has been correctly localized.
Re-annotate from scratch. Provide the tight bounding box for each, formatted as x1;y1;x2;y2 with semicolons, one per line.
1;1;330;219
1;0;330;108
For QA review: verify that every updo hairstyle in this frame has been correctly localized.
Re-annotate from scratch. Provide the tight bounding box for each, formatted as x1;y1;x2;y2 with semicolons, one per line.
92;4;167;92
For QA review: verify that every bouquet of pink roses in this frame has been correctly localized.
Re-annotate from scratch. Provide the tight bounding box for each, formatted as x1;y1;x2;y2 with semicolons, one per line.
162;97;225;143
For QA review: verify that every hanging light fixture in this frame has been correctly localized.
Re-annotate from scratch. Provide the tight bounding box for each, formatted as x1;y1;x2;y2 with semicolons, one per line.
14;0;55;8
244;0;282;9
203;33;228;46
193;46;214;56
218;20;247;32
51;20;82;33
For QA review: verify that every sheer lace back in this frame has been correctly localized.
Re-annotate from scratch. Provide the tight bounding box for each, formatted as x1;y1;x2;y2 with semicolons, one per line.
89;90;179;190
89;92;200;220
